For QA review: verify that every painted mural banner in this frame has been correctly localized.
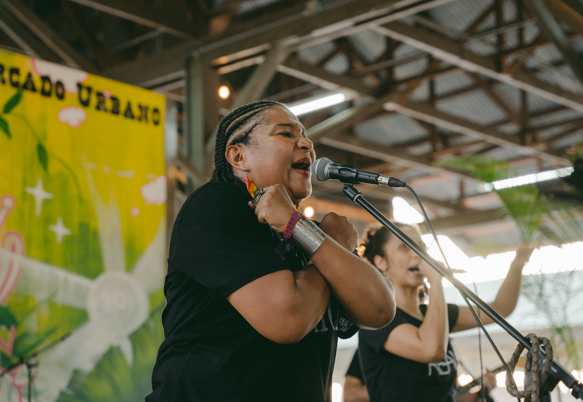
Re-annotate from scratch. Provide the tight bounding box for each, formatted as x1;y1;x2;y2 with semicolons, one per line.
0;48;166;402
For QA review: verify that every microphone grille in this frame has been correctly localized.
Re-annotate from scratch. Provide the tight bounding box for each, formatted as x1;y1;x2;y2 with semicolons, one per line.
312;158;332;182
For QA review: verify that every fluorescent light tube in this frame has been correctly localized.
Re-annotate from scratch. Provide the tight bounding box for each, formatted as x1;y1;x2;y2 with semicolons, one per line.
483;167;574;191
288;93;346;116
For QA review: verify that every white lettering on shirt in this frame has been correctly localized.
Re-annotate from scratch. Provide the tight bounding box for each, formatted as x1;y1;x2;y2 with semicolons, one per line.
427;350;457;376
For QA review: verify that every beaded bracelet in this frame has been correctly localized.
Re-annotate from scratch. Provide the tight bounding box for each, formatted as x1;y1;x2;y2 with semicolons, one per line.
275;211;302;260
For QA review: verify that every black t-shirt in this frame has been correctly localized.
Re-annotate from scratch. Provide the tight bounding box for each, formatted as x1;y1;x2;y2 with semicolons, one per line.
147;182;353;402
346;349;365;383
359;304;460;402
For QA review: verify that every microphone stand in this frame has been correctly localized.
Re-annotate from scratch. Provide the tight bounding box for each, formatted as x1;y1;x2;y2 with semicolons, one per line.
342;184;583;401
0;332;71;402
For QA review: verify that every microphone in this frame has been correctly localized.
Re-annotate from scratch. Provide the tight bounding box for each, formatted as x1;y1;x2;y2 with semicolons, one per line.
311;157;406;188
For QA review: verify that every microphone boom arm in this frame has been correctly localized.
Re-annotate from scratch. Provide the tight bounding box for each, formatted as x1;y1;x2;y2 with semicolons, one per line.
341;183;583;400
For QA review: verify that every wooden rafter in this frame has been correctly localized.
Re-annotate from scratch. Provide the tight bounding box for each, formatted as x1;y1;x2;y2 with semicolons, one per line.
65;0;196;39
374;21;583;113
59;0;113;70
2;0;96;71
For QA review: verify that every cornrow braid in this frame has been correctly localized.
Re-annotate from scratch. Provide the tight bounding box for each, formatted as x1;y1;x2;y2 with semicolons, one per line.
211;100;287;191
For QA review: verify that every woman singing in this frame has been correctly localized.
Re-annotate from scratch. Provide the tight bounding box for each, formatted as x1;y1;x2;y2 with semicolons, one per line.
146;100;395;402
355;224;532;402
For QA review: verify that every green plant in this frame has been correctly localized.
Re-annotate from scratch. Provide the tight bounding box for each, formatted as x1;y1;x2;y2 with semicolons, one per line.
440;156;543;244
439;155;583;245
440;154;583;369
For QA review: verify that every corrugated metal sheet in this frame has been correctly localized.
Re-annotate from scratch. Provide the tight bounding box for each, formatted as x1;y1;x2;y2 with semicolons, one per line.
355;113;427;146
482;146;517;160
347;29;386;63
324;53;350;75
429;0;494;34
530;108;583;129
436;91;508;126
554;130;583;150
298;41;336;65
409;80;429;103
434;71;475;97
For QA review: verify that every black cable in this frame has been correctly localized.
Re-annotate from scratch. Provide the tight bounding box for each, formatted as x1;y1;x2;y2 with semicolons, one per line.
405;184;520;401
474;281;485;402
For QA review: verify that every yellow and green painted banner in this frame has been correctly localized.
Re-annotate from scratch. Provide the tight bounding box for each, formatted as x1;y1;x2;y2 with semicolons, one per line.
0;48;166;402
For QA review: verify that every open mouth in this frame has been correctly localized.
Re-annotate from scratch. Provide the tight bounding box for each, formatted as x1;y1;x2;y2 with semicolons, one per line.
409;267;421;273
291;160;311;172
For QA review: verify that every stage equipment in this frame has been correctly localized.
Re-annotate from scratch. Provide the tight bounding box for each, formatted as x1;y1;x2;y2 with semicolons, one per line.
312;157;406;188
0;332;71;402
311;158;583;402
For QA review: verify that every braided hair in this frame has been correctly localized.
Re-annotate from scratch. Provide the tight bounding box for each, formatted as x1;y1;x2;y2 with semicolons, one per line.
358;223;421;265
211;100;287;191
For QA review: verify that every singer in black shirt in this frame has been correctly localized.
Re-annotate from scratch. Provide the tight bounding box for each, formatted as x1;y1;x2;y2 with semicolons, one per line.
357;225;534;402
146;100;394;402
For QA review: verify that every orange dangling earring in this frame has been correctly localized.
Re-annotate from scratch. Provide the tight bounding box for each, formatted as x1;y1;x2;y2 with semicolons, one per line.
245;171;258;198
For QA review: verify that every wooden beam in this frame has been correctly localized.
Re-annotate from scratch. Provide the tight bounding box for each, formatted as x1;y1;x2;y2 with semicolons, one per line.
2;0;96;71
319;133;476;183
230;44;289;109
524;0;583;86
298;59;444;141
463;3;496;34
395;58;442;104
544;124;583;146
283;57;570;163
374;20;583;113
279;58;569;166
311;178;456;213
187;55;219;171
306;97;394;142
59;0;113;69
386;101;570;165
543;0;583;38
429;140;485;158
181;0;208;37
277;56;377;98
104;0;453;87
65;0;196;39
469;73;522;125
205;43;289;151
525;116;583;133
0;6;60;62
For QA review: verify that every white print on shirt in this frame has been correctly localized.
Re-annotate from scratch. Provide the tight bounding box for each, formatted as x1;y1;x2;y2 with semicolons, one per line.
314;303;337;333
427;350;457;376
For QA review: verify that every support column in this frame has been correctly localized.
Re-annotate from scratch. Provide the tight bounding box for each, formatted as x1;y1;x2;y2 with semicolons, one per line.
186;52;220;173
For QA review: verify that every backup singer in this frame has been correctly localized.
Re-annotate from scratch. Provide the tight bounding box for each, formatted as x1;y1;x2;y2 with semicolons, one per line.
355;224;532;402
146;100;395;402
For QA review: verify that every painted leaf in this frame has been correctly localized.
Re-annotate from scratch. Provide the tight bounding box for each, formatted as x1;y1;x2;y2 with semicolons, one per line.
0;351;13;370
37;142;49;171
56;307;164;402
12;327;57;357
3;90;22;114
0;304;18;328
0;116;10;139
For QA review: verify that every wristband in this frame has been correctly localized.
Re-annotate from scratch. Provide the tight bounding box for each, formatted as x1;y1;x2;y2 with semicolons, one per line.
283;211;301;240
275;211;301;260
291;216;326;257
